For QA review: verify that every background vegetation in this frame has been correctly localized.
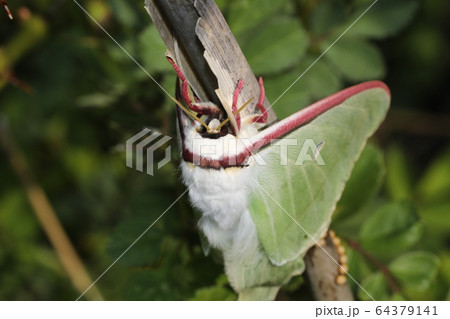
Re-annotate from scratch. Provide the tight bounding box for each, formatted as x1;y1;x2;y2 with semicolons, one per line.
0;0;448;300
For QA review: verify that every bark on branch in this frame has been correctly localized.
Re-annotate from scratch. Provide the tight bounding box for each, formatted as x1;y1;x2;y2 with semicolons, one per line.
145;0;276;123
305;232;354;301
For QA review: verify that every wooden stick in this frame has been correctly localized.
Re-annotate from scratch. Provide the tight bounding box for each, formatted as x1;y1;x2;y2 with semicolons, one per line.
145;0;220;106
144;0;277;124
305;232;354;301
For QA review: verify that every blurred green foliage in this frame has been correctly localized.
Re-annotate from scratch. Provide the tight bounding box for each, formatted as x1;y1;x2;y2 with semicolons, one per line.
0;0;449;300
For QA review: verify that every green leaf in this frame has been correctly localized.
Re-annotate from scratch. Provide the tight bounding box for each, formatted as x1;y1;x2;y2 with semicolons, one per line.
76;92;120;108
109;0;138;29
0;190;38;241
242;18;308;75
86;0;111;24
358;272;390;301
162;74;177;111
385;145;413;200
323;38;385;81
347;246;373;287
106;215;164;267
335;144;384;220
419;202;450;235
264;70;311;120
138;25;173;73
359;201;422;257
391;293;407;301
301;55;342;100
281;274;304;293
342;0;419;39
106;179;180;267
416;148;450;204
190;285;236;301
250;86;390;266
124;269;184;300
389;252;440;292
228;0;289;37
440;253;450;287
309;0;346;36
264;54;341;120
63;147;101;187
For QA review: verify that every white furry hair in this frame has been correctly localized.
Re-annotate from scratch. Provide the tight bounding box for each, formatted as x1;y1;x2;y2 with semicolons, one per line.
180;161;261;288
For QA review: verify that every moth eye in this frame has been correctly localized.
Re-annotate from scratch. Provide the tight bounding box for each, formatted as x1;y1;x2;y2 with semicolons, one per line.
220;125;228;136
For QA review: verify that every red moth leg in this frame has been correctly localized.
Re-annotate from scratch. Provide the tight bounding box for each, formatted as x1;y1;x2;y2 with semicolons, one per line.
190;102;222;119
250;77;268;124
166;56;194;108
232;80;244;131
167;57;222;118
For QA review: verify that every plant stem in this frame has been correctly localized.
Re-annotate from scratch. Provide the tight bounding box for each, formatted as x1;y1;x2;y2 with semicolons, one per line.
0;118;103;300
0;12;47;90
346;239;400;293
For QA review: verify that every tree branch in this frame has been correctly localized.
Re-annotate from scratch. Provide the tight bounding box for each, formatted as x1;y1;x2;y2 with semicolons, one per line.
305;232;354;301
346;239;400;293
145;0;277;123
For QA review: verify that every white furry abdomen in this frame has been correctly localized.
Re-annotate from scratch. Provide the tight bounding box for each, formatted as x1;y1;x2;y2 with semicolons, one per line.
180;161;259;263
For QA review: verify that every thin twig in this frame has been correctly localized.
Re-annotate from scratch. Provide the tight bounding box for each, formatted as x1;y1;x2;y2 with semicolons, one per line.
0;118;103;300
379;109;450;138
346;238;400;293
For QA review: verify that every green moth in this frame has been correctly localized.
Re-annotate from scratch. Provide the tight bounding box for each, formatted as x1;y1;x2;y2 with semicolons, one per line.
172;54;390;299
145;0;390;301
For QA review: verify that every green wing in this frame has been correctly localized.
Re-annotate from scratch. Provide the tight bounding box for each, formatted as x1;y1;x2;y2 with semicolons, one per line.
249;87;390;265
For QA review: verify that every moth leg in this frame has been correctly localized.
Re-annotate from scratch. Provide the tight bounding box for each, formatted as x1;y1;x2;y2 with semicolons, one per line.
329;230;349;285
166;56;194;108
232;80;244;131
250;77;268;124
167;57;222;119
190;102;222;119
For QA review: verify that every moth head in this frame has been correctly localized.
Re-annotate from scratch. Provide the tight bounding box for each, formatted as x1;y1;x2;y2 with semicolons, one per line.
174;95;254;139
193;107;230;139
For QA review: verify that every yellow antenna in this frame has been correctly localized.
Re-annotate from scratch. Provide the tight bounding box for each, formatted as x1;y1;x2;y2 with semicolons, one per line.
170;97;210;131
216;97;254;132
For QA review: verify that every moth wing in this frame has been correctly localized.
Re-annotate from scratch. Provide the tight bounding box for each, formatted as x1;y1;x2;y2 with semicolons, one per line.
248;86;390;266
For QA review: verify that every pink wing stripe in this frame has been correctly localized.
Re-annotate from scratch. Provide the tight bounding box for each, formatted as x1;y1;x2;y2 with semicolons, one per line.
179;81;389;168
250;81;390;152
